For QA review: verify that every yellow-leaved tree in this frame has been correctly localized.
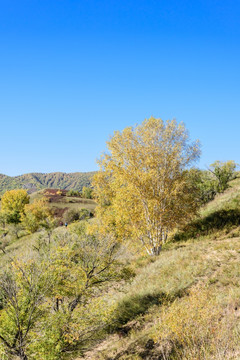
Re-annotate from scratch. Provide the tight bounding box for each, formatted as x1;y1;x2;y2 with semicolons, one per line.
0;189;30;224
21;198;54;234
93;117;201;255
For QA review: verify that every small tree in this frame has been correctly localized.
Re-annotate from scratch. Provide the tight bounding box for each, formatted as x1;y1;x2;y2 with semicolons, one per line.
82;186;93;199
21;198;54;234
63;209;80;224
93;118;201;255
0;190;29;224
63;208;92;224
79;208;92;220
0;261;48;360
189;169;217;204
0;224;124;359
47;225;121;312
209;160;237;193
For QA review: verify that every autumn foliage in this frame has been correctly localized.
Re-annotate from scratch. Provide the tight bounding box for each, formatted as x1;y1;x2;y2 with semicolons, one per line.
93;117;201;255
21;198;54;233
0;189;30;224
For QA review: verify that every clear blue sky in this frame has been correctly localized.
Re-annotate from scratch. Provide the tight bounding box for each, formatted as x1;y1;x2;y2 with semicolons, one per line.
0;0;240;176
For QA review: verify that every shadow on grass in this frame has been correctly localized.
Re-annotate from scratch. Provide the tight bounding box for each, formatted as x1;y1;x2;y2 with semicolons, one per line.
111;288;186;329
174;208;240;241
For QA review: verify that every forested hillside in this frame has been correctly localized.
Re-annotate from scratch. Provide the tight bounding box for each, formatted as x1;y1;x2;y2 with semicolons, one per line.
0;172;95;194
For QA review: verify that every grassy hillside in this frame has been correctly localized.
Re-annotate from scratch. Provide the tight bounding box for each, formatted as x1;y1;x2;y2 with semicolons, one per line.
202;174;240;216
0;171;96;194
172;174;240;243
0;177;240;359
76;237;240;359
73;177;240;360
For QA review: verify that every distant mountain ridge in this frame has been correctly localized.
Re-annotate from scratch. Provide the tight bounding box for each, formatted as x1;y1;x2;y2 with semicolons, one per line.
0;172;96;194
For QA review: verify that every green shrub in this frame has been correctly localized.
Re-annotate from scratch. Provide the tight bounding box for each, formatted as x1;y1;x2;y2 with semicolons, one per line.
63;208;93;223
66;189;81;197
79;208;93;220
63;209;80;223
82;186;93;199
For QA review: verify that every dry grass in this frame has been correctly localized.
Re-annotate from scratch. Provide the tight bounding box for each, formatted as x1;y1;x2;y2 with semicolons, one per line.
75;237;240;360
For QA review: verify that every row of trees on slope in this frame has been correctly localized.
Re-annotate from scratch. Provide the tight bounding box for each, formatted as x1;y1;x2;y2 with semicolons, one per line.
66;186;93;199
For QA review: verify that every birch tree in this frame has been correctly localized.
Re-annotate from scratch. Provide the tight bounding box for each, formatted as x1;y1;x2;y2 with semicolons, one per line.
93;117;201;255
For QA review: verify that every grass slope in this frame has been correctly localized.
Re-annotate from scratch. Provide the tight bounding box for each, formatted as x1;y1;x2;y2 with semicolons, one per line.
0;177;240;359
77;237;240;359
74;178;240;360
